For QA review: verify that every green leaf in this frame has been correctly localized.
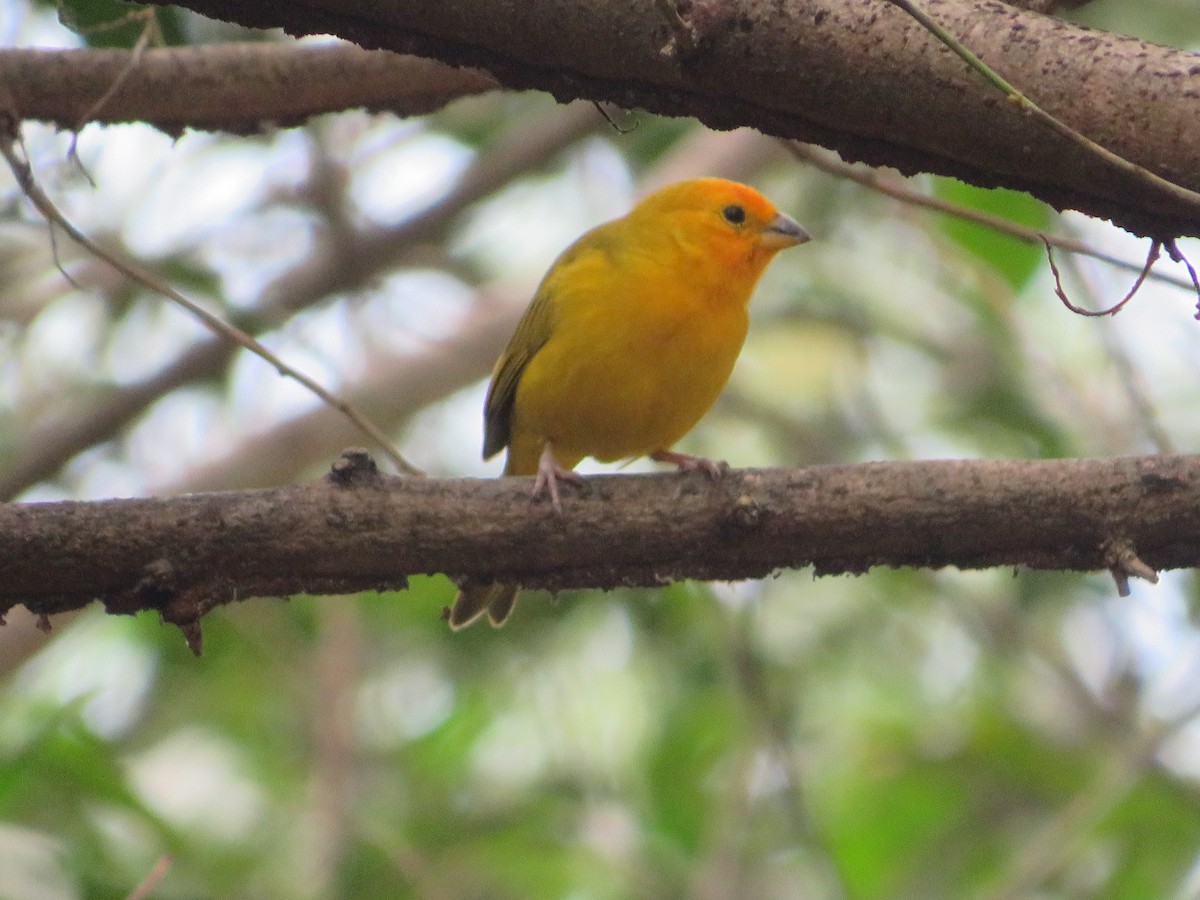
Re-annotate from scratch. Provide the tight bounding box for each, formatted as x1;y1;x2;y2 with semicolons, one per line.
935;179;1052;291
55;1;187;49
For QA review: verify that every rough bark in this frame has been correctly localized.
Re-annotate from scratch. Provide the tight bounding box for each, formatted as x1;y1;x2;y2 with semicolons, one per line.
2;451;1195;648
131;0;1200;239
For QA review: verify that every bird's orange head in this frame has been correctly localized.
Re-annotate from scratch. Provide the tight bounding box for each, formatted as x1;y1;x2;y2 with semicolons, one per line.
627;177;809;274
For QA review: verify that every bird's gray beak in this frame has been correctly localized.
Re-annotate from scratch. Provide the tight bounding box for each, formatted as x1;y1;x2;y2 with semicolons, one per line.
761;213;811;249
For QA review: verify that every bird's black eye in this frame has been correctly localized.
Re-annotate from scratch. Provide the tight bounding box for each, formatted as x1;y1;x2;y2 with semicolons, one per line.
722;204;746;225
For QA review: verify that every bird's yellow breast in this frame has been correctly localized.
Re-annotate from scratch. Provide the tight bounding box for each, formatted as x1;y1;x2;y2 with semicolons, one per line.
507;243;752;472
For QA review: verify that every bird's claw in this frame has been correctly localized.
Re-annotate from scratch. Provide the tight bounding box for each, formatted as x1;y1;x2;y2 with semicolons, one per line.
651;449;728;480
534;443;584;514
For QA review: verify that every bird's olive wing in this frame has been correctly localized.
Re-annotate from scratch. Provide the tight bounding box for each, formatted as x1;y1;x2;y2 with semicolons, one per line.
482;286;556;459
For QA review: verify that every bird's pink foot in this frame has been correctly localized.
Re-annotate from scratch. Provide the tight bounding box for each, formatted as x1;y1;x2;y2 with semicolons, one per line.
651;449;729;479
533;442;584;514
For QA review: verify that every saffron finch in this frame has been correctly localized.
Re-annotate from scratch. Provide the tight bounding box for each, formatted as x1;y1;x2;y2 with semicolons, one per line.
450;178;809;629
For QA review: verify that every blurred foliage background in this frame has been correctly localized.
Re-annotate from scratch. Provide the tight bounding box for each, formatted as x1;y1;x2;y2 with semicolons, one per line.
3;1;1200;898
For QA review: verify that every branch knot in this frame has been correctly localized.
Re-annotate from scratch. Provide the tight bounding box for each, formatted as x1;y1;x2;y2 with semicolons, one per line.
328;447;382;487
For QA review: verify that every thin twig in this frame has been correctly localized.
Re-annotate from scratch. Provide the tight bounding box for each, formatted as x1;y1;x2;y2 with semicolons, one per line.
881;0;1200;217
0;102;602;500
68;9;164;176
786;141;1196;292
1164;239;1200;319
1054;238;1177;453
0;130;422;475
591;100;639;133
1043;236;1159;317
125;855;172;900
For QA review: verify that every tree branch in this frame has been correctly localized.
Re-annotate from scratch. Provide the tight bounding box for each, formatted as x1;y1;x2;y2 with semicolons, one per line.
138;0;1200;239
3;451;1195;644
0;43;496;133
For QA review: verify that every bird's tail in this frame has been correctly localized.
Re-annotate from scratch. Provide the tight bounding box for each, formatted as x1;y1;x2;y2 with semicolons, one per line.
448;441;583;629
448;446;538;629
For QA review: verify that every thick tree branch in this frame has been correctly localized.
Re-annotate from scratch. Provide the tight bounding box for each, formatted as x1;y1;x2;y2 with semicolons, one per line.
2;452;1195;642
138;0;1200;239
0;43;496;133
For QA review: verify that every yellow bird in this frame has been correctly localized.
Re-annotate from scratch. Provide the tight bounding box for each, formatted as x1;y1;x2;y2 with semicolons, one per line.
450;177;809;629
